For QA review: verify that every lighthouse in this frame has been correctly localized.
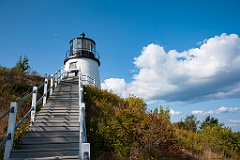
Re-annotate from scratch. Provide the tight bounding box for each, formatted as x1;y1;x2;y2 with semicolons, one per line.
64;33;100;87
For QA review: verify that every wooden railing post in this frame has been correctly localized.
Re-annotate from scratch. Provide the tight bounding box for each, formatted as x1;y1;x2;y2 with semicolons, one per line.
4;102;18;160
79;102;86;159
78;70;90;160
60;66;64;80
82;143;90;160
30;86;38;126
79;70;83;159
58;69;61;83
54;71;58;88
43;78;48;106
50;74;54;96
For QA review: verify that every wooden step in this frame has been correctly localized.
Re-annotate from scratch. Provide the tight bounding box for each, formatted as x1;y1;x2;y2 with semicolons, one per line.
9;79;81;159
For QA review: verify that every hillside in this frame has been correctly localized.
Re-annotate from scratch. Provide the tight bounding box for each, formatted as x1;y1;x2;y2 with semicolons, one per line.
1;66;239;159
0;66;44;158
83;85;240;160
83;85;194;159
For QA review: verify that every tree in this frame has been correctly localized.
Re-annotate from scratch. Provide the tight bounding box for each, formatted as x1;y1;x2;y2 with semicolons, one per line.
200;115;219;129
176;115;199;132
30;69;40;76
185;115;199;132
14;55;31;73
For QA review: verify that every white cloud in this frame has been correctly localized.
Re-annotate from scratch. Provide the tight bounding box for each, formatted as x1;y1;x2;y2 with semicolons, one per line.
191;106;240;115
230;119;240;123
216;106;240;113
170;109;182;116
191;110;204;115
101;78;129;98
101;33;240;104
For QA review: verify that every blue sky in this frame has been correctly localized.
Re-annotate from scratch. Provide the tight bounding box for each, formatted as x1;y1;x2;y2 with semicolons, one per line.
0;0;240;131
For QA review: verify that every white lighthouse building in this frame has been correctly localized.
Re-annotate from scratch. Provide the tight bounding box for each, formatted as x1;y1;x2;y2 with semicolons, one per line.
64;33;100;87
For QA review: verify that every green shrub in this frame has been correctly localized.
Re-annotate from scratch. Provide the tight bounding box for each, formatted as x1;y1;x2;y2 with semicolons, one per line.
176;122;240;159
84;86;180;159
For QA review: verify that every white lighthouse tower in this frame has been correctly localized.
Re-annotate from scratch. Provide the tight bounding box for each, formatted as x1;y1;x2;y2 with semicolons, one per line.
64;33;100;87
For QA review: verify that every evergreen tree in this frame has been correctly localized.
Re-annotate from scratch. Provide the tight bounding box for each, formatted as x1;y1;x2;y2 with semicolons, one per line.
176;115;199;132
14;55;31;73
200;115;219;129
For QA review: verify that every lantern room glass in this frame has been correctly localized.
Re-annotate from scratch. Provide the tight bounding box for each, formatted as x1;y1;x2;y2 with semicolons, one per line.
70;39;96;55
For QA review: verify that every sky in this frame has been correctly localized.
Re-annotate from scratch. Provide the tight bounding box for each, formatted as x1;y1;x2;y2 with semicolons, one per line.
0;0;240;131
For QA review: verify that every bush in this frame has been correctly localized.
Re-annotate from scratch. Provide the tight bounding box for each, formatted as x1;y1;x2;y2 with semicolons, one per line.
176;122;240;159
84;86;180;159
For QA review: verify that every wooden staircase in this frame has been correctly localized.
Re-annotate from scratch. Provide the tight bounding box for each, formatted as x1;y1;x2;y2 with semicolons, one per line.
9;79;80;160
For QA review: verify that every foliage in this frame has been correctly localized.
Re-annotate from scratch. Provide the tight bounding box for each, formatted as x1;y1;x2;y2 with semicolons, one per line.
84;86;182;159
176;115;200;132
84;86;240;159
14;55;31;73
30;69;40;76
176;116;240;159
0;66;44;159
200;115;220;129
1;60;239;159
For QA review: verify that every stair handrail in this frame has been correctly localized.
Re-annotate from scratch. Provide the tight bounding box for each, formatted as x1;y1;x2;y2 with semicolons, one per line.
80;74;95;86
0;88;40;149
0;67;63;160
78;71;91;160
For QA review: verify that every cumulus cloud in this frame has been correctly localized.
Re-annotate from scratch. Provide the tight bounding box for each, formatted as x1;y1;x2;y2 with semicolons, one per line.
101;78;129;98
170;109;182;116
191;110;204;115
101;33;240;104
191;106;240;115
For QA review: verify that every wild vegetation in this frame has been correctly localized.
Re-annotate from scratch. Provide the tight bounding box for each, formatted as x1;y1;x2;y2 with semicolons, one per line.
0;56;44;158
175;115;240;159
0;55;240;159
84;86;191;159
84;86;240;159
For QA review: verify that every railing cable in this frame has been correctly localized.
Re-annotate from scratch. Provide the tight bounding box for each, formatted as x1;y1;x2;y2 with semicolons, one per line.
15;107;34;131
0;108;12;121
17;90;36;106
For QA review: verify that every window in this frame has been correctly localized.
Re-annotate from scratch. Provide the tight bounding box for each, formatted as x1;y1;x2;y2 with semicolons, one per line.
69;62;77;70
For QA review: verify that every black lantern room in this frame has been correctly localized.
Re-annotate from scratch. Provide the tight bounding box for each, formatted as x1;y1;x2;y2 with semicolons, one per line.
64;33;100;66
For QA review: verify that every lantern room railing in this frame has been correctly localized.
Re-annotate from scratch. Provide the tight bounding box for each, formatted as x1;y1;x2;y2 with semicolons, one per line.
64;49;100;66
65;49;100;60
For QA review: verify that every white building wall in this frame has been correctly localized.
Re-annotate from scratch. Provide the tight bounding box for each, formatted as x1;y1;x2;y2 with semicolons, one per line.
64;58;100;88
